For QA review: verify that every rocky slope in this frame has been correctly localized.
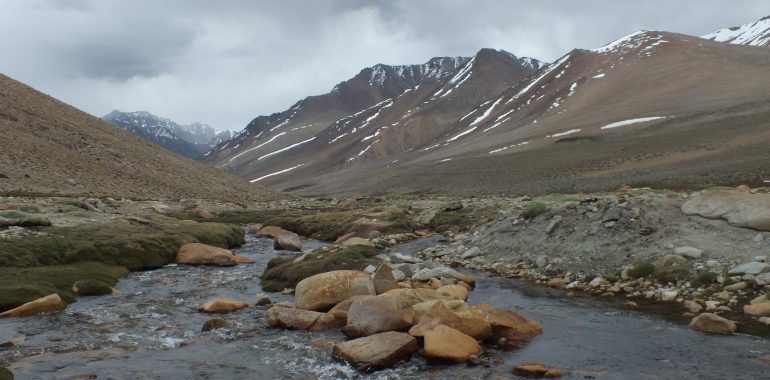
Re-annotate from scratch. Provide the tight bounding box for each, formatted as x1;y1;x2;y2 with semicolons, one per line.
0;74;278;201
703;15;770;47
103;110;233;159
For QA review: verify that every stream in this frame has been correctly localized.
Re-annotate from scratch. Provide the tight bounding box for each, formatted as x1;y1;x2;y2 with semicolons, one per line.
1;234;769;379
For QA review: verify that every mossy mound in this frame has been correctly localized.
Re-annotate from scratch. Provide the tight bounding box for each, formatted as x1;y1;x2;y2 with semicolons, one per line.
260;245;381;292
522;202;548;219
0;210;51;227
73;279;114;296
429;206;495;233
0;217;244;270
0;366;13;380
0;262;127;311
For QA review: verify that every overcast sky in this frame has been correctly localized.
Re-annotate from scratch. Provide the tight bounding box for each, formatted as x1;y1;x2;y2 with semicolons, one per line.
0;1;766;131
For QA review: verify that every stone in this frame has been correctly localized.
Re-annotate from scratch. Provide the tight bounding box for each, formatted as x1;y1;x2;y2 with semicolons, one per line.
412;300;491;339
546;278;565;288
461;247;481;259
655;254;688;268
412;267;475;285
233;255;254;264
328;295;369;325
535;256;548;269
352;218;392;239
602;207;622;222
681;187;770;231
744;303;770;317
471;304;543;342
660;291;678;302
391;269;406;282
373;264;399;295
588;277;606;288
759;317;770;325
545;215;562;234
342;295;415;337
273;231;303;251
683;300;703;314
295;270;375;311
381;288;452;306
195;210;214;219
246;223;264;235
342;237;374;247
0;294;66;318
729;262;770;276
513;362;563;378
724;282;748;292
332;331;418;371
675;246;703;259
364;265;377;274
176;243;236;267
751;294;768;304
201;317;229;332
197;298;247;313
255;293;272;306
422;325;481;363
689;313;737;334
266;306;337;331
436;285;469;301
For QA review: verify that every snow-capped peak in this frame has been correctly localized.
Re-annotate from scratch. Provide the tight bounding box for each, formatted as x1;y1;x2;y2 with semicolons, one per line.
703;16;770;47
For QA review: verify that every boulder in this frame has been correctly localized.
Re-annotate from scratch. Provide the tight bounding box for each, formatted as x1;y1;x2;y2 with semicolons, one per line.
422;325;481;363
352;218;392;239
295;270;375;311
342;237;374;247
655;254;687;268
195;210;214;219
512;362;563;378
201;317;229;332
273;231;303;251
728;262;770;276
332;331;418;371
256;226;284;238
373;264;399;295
412;300;491;339
755;273;770;286
436;285;468;301
674;247;703;259
0;366;13;380
744;303;770;317
689;313;737;334
471;304;543;342
602;207;622;222
266;306;337;332
683;300;703;314
0;293;66;318
197;298;247;313
328;295;369;325
342;295;415;337
334;232;356;244
412;267;476;285
176;243;236;267
246;223;264;235
681;187;770;231
382;288;453;306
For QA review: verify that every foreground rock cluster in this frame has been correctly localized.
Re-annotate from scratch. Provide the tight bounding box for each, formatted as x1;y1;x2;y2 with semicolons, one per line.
264;269;543;371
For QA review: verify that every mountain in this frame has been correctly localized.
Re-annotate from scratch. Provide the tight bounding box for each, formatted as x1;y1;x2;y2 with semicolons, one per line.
103;110;233;159
205;22;770;196
201;49;545;180
0;74;278;201
703;15;770;47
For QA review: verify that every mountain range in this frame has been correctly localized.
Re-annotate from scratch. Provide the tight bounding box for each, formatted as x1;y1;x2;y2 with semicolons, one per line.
102;110;234;159
199;15;770;196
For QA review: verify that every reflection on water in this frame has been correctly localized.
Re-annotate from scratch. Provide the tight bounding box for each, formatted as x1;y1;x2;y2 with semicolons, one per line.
1;234;769;379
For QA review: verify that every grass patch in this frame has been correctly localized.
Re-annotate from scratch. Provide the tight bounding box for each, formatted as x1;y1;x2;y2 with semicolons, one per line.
692;271;719;287
429;206;496;233
19;204;40;213
260;245;381;292
628;261;656;279
0;262;128;311
521;202;547;219
653;263;691;284
0;210;51;227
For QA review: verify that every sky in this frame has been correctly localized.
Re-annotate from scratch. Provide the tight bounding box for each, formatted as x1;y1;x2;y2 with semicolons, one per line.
0;1;766;131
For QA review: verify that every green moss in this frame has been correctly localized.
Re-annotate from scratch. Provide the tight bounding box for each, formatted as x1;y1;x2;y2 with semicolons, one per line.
0;262;128;311
522;202;547;219
692;271;719;287
260;245;381;292
628;261;656;279
73;279;114;296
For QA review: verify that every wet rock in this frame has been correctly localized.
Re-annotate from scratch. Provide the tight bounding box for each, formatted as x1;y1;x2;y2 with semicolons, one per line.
342;237;374;247
0;293;66;318
381;288;452;306
728;262;770;276
655;254;687;268
744;303;770;317
412;300;491;339
0;336;24;348
461;246;481;259
436;285;468;301
373;264;399;294
295;270;375;311
683;300;703;314
422;325;481;363
471;304;543;342
412;267;475;285
201;317;229;332
512;362;563;378
197;298;247;313
176;243;236;267
689;313;737;334
674;246;703;259
332;331;418;371
342;295;415;337
273;231;303;251
681;187;770;231
266;306;337;331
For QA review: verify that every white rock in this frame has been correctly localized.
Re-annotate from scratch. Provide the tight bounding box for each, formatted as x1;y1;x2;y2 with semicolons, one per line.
461;247;481;259
660;290;678;302
588;277;606;288
364;265;377;274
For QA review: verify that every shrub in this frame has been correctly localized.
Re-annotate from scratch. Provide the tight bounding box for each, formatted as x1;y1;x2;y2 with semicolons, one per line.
692;271;719;287
628;261;656;278
522;202;547;219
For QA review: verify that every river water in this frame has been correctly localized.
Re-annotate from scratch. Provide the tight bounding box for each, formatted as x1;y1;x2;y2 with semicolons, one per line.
1;235;769;379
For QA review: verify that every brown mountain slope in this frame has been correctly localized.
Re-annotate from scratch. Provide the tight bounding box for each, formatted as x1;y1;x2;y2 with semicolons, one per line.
0;74;279;201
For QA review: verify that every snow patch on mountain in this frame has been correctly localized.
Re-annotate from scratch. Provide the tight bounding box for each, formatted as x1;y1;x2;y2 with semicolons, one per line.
703;16;770;47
